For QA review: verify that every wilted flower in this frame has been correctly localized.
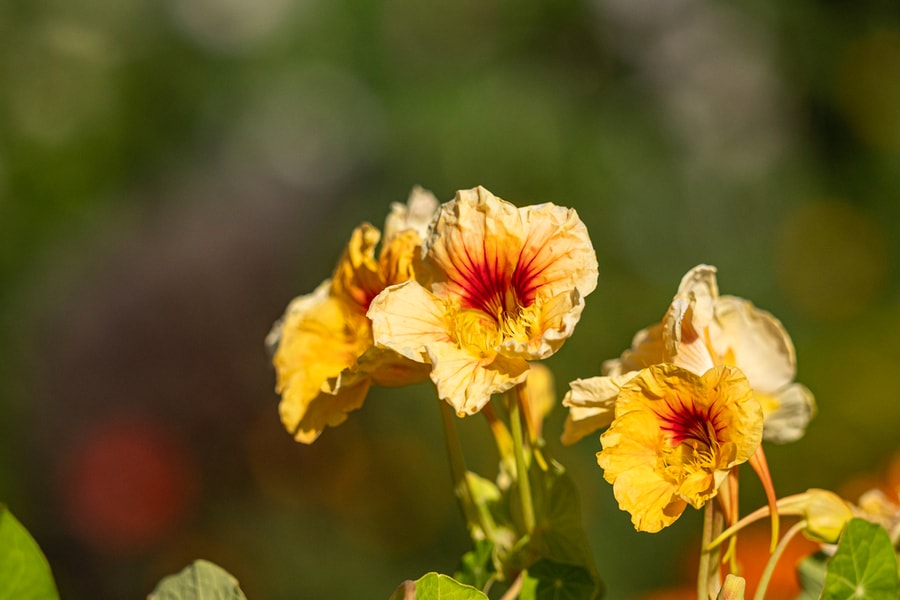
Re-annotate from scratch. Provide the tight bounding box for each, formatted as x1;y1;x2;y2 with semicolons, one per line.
267;188;437;443
563;265;815;445
368;186;598;416
597;363;763;532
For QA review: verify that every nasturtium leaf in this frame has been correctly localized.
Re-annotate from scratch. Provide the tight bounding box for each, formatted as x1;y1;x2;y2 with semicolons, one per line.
148;559;248;600
821;518;899;600
518;559;596;600
0;505;60;600
389;572;488;600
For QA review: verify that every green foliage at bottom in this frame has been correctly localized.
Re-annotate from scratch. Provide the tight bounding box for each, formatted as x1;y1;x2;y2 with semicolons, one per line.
390;572;489;600
148;559;248;600
0;505;59;600
821;518;899;600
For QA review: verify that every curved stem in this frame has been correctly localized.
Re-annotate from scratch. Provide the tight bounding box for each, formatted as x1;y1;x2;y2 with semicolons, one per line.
753;520;806;600
509;385;536;533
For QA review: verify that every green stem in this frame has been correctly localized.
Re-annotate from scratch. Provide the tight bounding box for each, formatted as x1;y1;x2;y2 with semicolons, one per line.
510;385;536;534
438;398;494;538
698;501;718;600
753;520;806;600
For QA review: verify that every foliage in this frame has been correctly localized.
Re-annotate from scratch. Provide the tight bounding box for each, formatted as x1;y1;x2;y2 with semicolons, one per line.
821;519;899;600
148;559;248;600
0;505;59;600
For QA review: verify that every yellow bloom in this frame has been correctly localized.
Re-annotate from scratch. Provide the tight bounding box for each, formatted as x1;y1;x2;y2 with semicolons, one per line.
267;187;437;443
597;363;763;532
368;186;598;416
563;265;815;445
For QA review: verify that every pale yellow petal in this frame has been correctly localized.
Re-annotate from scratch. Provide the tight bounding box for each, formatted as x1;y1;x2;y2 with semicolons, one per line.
761;383;817;444
384;185;439;242
560;372;637;445
426;343;529;416
354;344;431;387
712;295;797;393
368;280;452;363
664;265;720;374
675;264;719;326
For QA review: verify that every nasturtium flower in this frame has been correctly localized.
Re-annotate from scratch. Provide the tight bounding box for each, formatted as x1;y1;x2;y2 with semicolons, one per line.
368;186;598;416
597;363;763;533
563;264;815;445
267;187;437;443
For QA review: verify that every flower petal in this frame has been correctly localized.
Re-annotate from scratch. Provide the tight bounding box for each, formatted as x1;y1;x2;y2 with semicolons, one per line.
426;343;529;416
330;224;384;311
711;295;797;393
384;185;439;242
368;279;452;363
603;323;667;377
598;364;763;531
270;282;372;442
284;381;372;444
760;383;817;444
561;372;638;445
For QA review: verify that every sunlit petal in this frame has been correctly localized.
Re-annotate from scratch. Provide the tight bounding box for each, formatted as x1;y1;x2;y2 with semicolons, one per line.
711;295;797;392
561;372;637;445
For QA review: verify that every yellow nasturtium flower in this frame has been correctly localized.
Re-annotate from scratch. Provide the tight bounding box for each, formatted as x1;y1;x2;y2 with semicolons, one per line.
267;187;437;443
563;264;815;445
368;186;598;416
597;363;763;532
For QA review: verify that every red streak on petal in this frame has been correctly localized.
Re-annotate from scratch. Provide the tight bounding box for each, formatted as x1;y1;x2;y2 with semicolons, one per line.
658;396;724;447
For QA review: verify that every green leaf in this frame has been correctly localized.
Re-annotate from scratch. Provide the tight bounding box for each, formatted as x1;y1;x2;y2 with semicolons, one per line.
519;559;596;600
0;505;60;600
821;518;899;600
389;572;489;600
148;559;248;600
455;540;495;590
796;551;829;599
509;460;603;598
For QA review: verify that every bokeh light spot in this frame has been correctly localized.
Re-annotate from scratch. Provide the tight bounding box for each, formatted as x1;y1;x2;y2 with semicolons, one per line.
776;200;888;320
60;417;198;555
837;30;900;151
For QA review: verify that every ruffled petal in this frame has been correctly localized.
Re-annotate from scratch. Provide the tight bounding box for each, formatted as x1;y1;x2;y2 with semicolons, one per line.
270;282;372;442
426;343;529;416
283;380;371;444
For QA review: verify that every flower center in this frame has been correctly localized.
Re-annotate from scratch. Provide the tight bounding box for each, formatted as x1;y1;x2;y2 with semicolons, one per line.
452;309;501;359
659;399;722;450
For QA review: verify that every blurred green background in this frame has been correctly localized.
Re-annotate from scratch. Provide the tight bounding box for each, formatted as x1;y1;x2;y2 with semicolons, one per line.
1;0;900;598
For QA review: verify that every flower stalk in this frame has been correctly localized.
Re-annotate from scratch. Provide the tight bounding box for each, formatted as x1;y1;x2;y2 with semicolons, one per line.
510;384;536;534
